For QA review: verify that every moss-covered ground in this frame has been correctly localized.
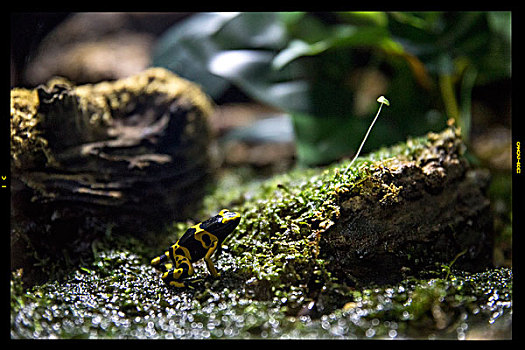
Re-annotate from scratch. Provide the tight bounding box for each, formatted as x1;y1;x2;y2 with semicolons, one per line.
11;129;512;339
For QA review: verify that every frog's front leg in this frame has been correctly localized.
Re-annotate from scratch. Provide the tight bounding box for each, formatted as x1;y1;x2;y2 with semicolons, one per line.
204;240;220;278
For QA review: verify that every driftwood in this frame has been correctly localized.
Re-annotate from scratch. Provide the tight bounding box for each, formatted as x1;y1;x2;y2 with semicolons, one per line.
10;68;214;282
321;127;493;285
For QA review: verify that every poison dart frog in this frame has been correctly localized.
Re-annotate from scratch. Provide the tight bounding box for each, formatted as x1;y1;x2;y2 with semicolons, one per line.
151;209;241;287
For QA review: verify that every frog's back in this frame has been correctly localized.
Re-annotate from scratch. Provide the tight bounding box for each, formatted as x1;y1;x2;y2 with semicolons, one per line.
176;227;208;261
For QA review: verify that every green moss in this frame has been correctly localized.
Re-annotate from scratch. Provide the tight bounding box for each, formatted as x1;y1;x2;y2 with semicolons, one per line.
11;128;511;339
10;247;512;339
10;88;55;168
195;131;431;298
10;68;213;171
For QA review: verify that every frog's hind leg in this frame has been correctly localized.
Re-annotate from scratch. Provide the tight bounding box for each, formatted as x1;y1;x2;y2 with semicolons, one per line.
151;252;170;270
162;266;189;287
162;257;194;288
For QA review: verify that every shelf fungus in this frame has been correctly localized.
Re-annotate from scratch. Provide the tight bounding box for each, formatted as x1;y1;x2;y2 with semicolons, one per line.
10;68;214;283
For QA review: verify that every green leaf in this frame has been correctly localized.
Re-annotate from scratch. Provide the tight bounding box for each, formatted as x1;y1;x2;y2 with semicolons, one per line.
272;39;329;70
152;12;287;99
337;12;389;27
213;12;287;50
152;12;239;98
458;65;478;142
487;12;511;41
273;24;402;70
278;12;307;27
283;13;331;44
208;50;311;113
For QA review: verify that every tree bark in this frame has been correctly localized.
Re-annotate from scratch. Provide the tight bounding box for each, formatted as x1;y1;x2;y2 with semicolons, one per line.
10;68;214;283
321;127;493;285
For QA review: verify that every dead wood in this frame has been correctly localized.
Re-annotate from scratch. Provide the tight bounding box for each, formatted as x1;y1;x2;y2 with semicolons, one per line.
321;127;493;285
10;68;214;283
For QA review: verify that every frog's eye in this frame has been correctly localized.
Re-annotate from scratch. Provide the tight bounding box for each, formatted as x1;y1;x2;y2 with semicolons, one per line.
220;210;240;224
223;212;235;219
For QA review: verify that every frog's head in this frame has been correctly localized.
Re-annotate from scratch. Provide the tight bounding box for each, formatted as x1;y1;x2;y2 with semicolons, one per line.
203;209;241;239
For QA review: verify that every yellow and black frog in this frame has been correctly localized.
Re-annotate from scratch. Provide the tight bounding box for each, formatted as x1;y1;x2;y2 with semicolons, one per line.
151;209;241;287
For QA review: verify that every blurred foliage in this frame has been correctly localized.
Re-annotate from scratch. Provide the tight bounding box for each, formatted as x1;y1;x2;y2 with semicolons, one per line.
152;12;511;166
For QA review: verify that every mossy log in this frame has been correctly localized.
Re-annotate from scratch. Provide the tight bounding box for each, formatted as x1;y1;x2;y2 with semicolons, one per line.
320;127;493;285
216;126;493;307
10;68;214;282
